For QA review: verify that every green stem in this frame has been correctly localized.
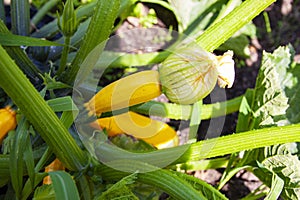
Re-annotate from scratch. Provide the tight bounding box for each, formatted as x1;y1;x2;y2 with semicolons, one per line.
57;36;71;76
188;101;202;140
130;95;243;120
11;0;30;36
94;161;205;200
0;20;41;83
175;157;229;171
61;0;120;85
263;11;272;33
0;45;88;171
178;123;300;163
1;124;300;189
31;0;60;27
196;0;276;51
0;0;5;23
93;123;300;168
34;147;53;172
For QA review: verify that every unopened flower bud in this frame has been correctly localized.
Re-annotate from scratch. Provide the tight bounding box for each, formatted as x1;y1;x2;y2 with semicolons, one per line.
159;45;219;105
58;0;78;37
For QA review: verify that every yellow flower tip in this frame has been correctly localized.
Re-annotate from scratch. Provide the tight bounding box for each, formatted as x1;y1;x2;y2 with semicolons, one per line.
216;50;235;88
84;102;99;117
5;106;16;116
0;106;17;144
43;159;65;185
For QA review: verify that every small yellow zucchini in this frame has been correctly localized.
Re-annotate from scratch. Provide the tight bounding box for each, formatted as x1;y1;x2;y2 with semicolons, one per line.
0;106;17;144
90;111;178;149
85;70;161;116
43;158;65;185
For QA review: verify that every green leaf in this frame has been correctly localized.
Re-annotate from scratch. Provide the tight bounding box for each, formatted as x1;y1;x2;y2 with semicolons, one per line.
235;46;300;172
0;20;41;82
286;62;300;123
236;45;299;131
168;0;226;33
236;89;254;132
265;173;284;200
59;111;76;130
218;34;250;58
252;161;284;200
255;46;294;126
47;97;79;129
1;44;88;171
218;22;256;58
218;165;250;190
251;47;290;128
261;155;300;200
97;173;138;200
76;175;92;200
42;73;71;91
0;33;64;46
22;172;48;200
96;161;206;200
233;46;300;181
10;117;29;198
49;171;80;200
33;184;55;200
47;96;78;113
24;133;35;189
188;100;202;141
264;143;299;157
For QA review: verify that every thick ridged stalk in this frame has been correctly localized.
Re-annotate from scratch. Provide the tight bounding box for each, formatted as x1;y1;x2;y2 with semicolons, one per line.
92;123;300;168
94;161;205;200
0;46;88;171
10;0;30;36
196;0;276;51
1;123;300;176
130;95;243;120
62;0;120;85
0;20;41;82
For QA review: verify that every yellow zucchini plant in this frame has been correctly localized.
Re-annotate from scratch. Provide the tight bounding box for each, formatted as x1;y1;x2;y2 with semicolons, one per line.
2;0;299;199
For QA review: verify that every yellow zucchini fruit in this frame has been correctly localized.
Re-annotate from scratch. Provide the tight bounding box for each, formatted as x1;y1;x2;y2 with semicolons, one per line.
85;70;161;116
90;111;178;149
0;106;17;144
43;158;65;185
